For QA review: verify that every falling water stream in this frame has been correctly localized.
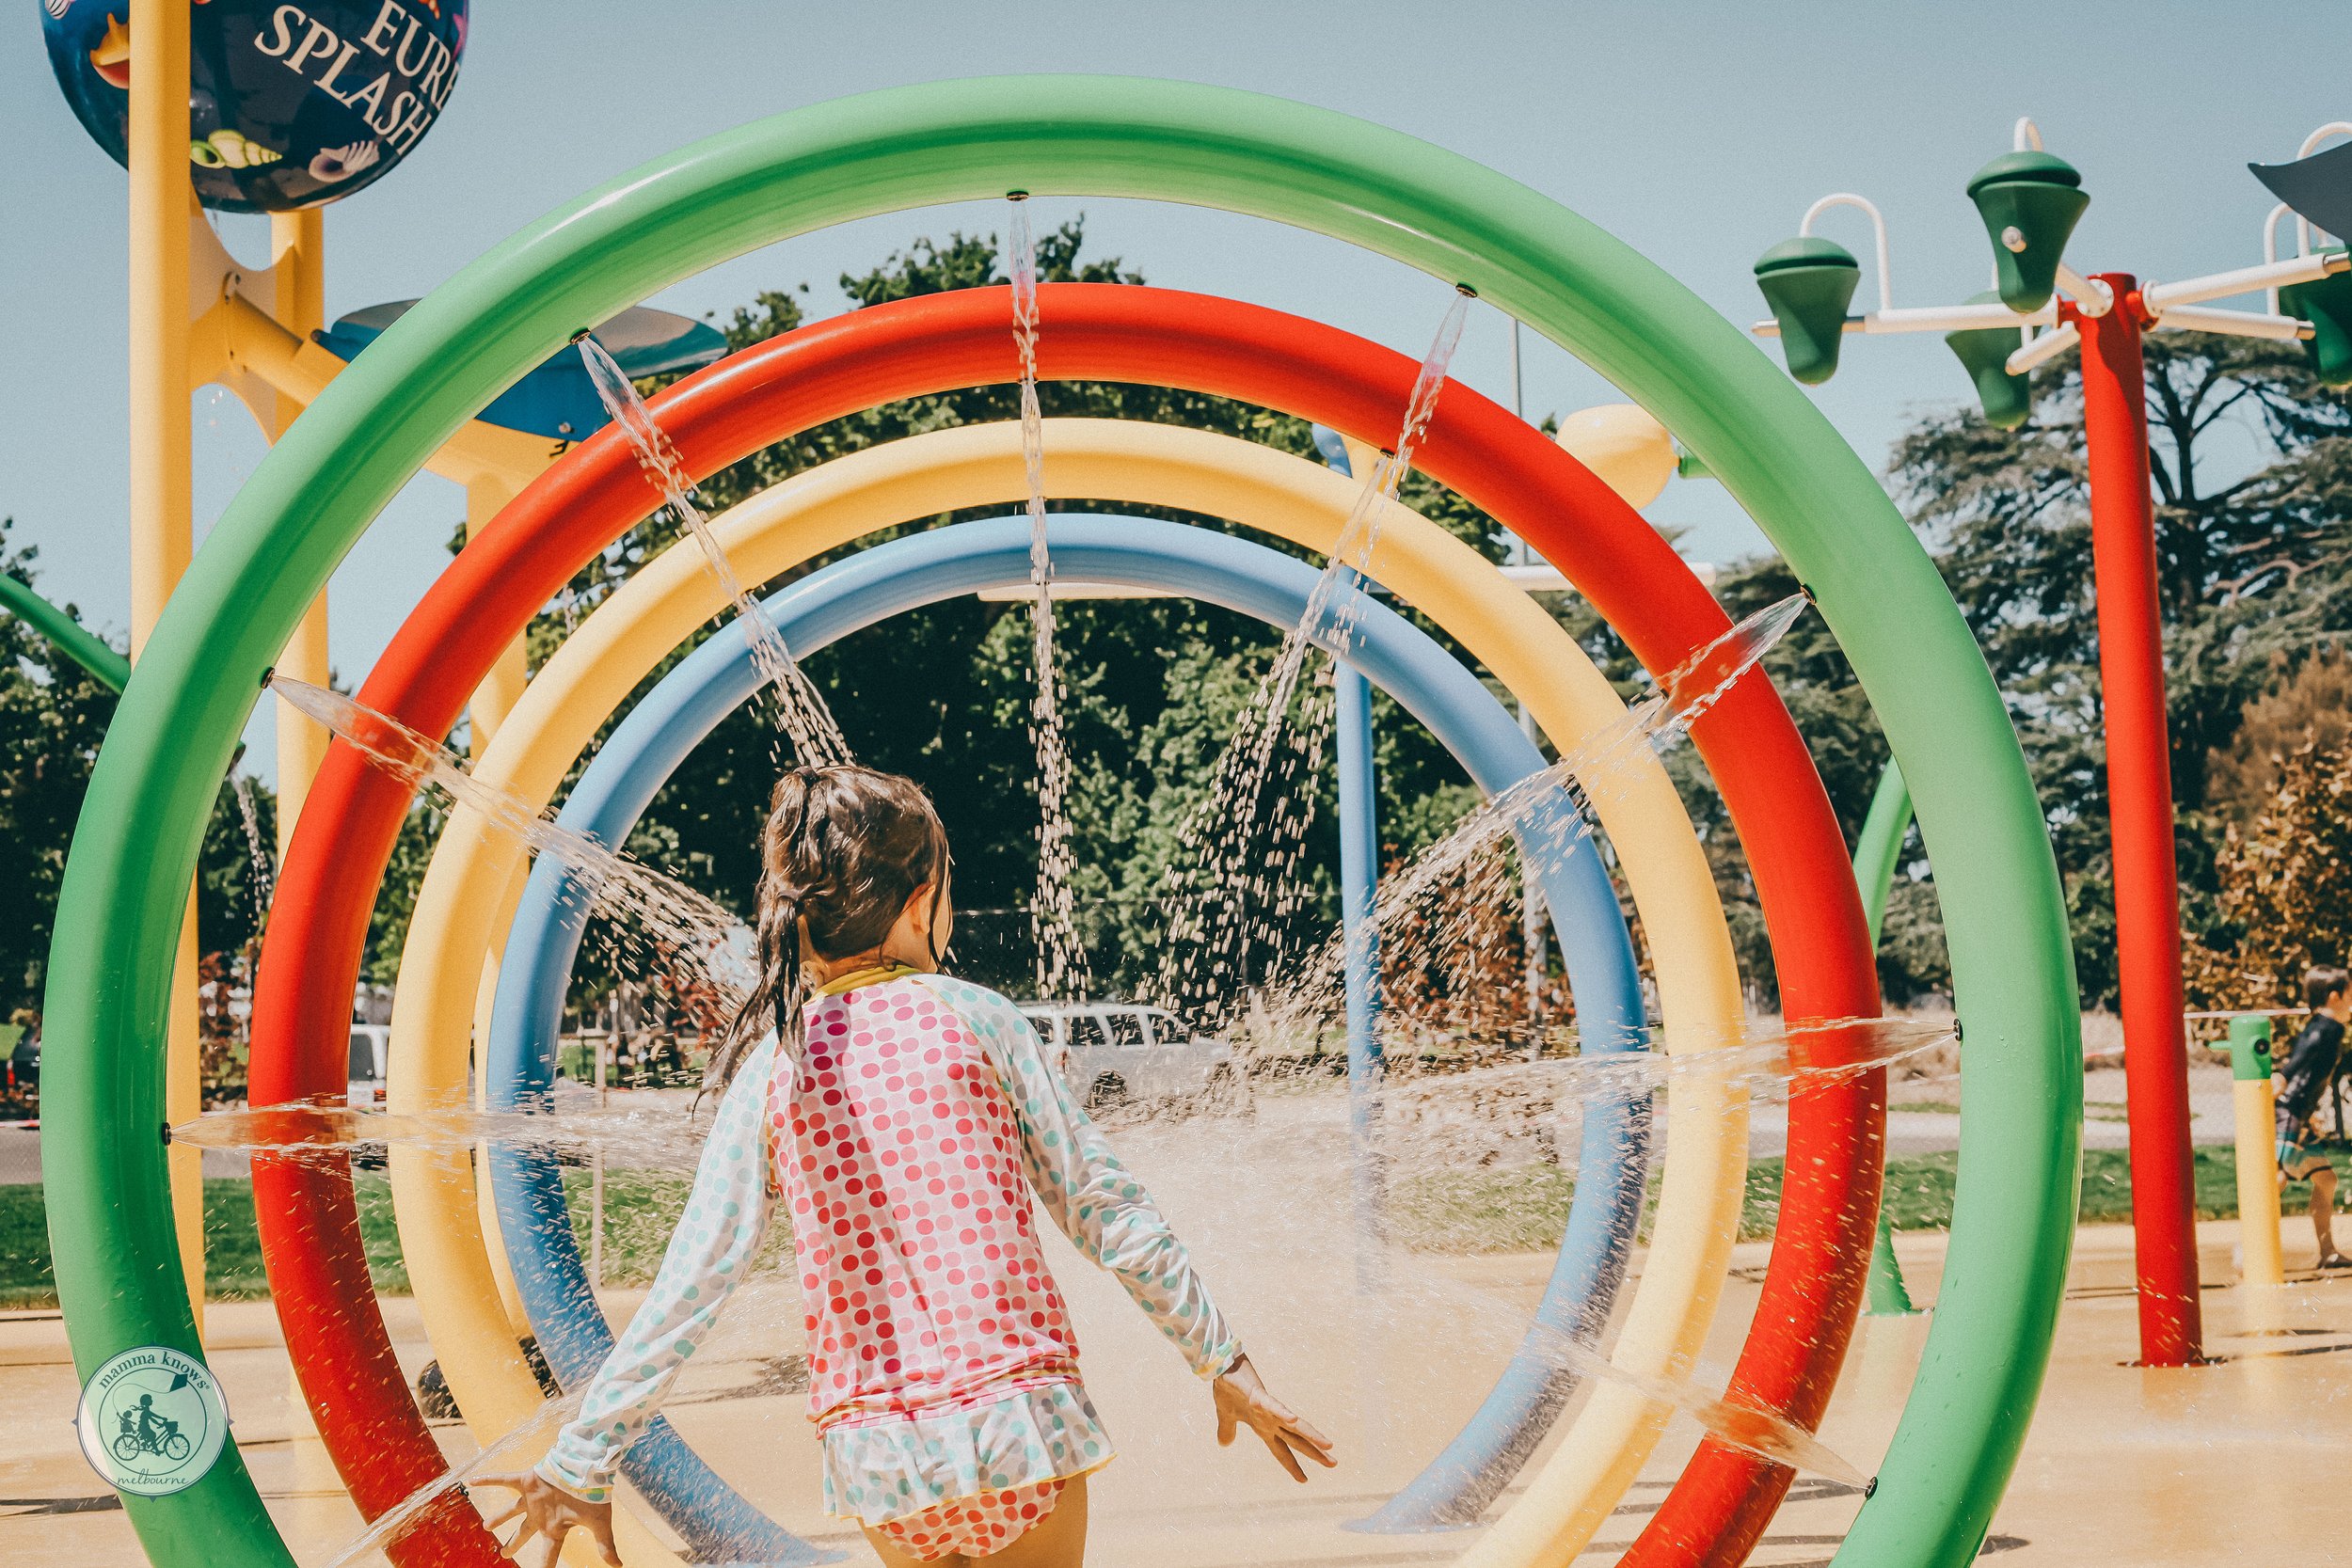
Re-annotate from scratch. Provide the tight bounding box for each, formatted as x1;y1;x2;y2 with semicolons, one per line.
1262;593;1811;1046
265;675;753;999
217;590;1820;1172
314;1389;587;1568
239;322;1883;1560
1008;196;1091;1001
231;771;274;917
1151;290;1475;1022
576;335;851;768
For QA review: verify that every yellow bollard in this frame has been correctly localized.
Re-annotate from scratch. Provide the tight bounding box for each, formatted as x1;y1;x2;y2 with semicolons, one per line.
2229;1016;2284;1287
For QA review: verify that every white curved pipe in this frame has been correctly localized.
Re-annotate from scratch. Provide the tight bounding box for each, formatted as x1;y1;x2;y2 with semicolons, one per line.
1800;192;1894;314
2265;202;2299;314
2296;120;2352;159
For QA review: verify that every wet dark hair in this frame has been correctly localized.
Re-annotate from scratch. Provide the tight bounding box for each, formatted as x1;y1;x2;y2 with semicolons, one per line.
2306;966;2350;1011
707;766;950;1090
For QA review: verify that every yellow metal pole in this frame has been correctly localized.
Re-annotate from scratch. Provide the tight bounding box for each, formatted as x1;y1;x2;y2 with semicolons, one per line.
463;476;539;1337
269;209;331;860
2227;1016;2286;1286
129;0;203;1335
262;209;348;1521
2236;1079;2286;1285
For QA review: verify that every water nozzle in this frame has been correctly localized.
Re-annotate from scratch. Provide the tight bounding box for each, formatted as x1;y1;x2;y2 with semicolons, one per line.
1754;237;1861;384
1945;293;2036;431
1965;150;2088;313
2227;1015;2275;1081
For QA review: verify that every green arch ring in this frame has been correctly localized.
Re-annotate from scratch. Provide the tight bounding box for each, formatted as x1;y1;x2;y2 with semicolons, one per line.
44;74;2080;1568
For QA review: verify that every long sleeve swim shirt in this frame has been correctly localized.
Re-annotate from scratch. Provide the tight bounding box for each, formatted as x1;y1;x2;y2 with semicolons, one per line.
538;971;1241;1516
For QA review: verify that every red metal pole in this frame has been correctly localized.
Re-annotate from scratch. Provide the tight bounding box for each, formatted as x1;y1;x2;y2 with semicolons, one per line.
2075;275;2202;1366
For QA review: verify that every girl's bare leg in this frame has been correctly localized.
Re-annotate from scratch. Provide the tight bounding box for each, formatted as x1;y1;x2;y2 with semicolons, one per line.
859;1478;1089;1568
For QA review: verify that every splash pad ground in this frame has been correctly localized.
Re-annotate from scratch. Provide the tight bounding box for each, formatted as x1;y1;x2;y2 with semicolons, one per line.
3;1169;2344;1567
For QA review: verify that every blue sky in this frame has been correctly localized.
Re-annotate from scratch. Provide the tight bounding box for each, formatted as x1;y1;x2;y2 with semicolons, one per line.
6;0;2347;772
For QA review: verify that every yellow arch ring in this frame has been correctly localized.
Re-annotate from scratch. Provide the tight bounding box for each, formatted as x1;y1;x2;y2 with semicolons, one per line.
385;418;1749;1565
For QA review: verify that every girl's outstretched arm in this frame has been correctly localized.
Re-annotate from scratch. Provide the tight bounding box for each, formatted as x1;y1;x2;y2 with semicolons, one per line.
532;1036;782;1504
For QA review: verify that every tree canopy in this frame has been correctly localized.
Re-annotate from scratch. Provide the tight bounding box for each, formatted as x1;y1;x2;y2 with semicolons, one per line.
10;222;2352;1060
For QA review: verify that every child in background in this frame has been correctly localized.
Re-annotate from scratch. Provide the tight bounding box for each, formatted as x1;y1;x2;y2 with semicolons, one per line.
2277;966;2352;1271
487;766;1331;1566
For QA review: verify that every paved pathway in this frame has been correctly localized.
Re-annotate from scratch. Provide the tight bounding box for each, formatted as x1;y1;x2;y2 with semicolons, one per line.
4;1215;2345;1566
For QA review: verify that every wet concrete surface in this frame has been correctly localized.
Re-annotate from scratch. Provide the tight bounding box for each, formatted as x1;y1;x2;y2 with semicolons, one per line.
2;1109;2344;1565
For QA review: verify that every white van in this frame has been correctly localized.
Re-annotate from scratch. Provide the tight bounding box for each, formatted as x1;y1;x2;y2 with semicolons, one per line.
347;1023;389;1108
1017;1003;1249;1116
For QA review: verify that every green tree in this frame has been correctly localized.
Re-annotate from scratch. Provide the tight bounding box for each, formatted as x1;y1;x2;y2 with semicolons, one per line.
2187;740;2352;1010
1883;333;2352;1006
0;521;119;1020
489;219;1509;1009
0;519;261;1028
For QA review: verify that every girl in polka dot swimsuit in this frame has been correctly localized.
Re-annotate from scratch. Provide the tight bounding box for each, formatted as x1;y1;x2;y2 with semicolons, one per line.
489;766;1333;1565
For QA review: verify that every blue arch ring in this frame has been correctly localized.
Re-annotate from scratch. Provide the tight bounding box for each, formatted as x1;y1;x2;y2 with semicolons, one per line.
485;515;1649;1556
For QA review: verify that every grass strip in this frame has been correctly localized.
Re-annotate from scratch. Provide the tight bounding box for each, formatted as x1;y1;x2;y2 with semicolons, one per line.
0;1145;2309;1303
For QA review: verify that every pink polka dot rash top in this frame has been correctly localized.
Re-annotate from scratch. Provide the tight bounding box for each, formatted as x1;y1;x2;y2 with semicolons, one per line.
539;971;1241;1525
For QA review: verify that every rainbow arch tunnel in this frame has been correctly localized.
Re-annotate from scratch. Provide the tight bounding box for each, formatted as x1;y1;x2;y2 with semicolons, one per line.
42;76;2076;1568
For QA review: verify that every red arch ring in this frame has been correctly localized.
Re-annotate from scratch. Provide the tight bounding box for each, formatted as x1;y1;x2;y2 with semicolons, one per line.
246;283;1883;1568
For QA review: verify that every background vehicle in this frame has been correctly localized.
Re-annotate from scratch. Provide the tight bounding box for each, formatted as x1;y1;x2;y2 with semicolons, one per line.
344;1023;393;1169
347;1023;389;1109
1017;1002;1250;1116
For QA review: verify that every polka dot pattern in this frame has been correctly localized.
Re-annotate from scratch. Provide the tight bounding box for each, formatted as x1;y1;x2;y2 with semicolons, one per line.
537;973;1240;1527
779;979;1082;1419
906;975;1240;1384
874;1478;1068;1562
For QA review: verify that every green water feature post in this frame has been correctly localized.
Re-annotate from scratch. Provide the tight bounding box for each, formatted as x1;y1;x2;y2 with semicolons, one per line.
1855;759;1924;1316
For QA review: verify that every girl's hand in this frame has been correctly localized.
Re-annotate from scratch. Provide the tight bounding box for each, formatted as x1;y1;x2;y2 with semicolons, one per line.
477;1471;621;1567
1213;1354;1336;1482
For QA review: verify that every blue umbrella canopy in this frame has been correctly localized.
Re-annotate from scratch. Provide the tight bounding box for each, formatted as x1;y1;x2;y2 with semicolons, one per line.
314;303;728;439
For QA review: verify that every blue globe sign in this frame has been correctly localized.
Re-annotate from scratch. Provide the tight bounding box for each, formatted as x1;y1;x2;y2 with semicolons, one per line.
42;0;468;214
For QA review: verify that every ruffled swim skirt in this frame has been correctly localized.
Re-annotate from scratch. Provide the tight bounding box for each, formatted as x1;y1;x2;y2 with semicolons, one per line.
821;1375;1112;1528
